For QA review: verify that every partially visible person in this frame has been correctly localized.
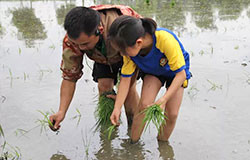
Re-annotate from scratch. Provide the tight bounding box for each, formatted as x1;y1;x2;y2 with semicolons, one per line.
49;5;141;131
109;16;191;142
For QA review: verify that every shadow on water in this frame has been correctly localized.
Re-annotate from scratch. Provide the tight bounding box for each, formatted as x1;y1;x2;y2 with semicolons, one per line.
11;6;47;48
94;128;147;160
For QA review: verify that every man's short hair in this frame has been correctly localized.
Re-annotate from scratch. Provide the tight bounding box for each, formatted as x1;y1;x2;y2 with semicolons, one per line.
64;7;100;39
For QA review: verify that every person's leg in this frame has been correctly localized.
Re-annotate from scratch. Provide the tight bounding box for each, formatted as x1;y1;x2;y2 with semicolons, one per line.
124;70;140;126
157;86;184;141
97;78;114;94
131;75;162;142
92;62;117;94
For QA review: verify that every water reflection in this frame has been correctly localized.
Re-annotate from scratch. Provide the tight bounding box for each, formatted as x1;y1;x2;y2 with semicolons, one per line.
190;0;217;30
248;8;250;18
50;153;70;160
158;141;175;160
95;128;146;159
216;0;250;20
154;1;186;31
56;3;76;25
11;7;47;48
0;22;4;38
96;0;250;31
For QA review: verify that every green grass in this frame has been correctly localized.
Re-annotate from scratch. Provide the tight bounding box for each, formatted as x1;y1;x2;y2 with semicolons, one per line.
187;84;199;100
36;110;59;134
81;129;91;159
94;90;118;139
207;79;222;91
71;108;82;126
0;125;22;159
105;125;116;140
140;104;167;133
94;90;116;131
244;72;250;85
0;124;4;138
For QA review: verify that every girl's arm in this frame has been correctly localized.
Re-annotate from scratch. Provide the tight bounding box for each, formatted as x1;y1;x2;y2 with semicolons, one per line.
155;70;186;108
110;76;132;125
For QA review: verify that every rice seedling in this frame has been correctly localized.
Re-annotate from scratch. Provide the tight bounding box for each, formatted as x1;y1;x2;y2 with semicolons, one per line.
37;65;53;80
14;129;29;138
140;104;167;133
36;110;58;133
207;79;222;91
81;129;91;159
3;145;22;159
0;125;22;160
23;72;29;81
105;125;116;140
0;124;4;138
71;108;82;126
199;50;205;56
12;110;58;138
94;90;116;131
18;47;21;55
244;72;250;85
187;84;199;101
93;90;119;139
171;0;176;7
8;69;13;80
190;51;195;57
49;44;55;50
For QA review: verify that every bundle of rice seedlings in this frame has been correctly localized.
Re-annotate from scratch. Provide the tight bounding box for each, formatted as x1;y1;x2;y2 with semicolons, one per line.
94;90;116;132
140;104;168;133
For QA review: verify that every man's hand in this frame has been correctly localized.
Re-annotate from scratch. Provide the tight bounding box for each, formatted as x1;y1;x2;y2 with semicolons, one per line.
110;108;121;126
49;111;65;131
106;94;116;100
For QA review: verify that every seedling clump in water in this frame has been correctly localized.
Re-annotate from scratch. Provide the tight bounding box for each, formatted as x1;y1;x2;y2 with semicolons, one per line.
94;90;117;139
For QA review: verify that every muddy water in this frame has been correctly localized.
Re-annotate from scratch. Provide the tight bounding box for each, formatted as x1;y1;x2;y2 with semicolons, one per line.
0;0;250;159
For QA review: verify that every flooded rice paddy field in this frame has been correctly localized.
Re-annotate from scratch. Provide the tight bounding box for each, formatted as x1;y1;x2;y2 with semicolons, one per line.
0;0;250;159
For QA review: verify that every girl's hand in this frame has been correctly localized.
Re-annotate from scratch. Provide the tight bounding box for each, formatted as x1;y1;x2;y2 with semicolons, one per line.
154;96;167;110
110;108;121;126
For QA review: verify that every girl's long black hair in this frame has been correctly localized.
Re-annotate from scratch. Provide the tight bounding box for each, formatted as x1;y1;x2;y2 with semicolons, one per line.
108;15;157;54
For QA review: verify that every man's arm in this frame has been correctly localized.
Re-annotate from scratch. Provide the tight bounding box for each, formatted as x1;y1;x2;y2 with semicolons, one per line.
49;79;76;130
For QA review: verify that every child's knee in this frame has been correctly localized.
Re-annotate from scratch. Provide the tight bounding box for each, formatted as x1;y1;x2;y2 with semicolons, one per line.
167;113;178;123
138;101;150;112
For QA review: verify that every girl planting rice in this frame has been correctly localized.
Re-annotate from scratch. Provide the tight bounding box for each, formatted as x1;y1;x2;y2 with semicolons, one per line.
108;15;191;143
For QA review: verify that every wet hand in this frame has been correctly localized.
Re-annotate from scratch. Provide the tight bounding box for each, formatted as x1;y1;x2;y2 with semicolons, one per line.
110;108;121;126
49;111;65;131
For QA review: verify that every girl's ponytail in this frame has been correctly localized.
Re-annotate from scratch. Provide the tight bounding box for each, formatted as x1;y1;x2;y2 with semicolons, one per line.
140;18;157;35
